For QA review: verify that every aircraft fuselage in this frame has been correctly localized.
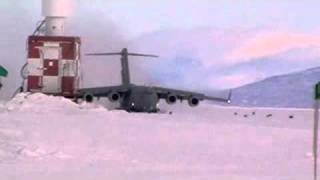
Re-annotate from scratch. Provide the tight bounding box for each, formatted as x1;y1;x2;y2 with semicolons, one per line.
121;86;159;112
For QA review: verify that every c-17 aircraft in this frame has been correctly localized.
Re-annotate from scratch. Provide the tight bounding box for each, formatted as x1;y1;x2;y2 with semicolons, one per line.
78;48;232;113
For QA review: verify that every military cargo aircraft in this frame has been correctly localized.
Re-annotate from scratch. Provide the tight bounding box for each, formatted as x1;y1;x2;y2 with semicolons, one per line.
78;48;231;113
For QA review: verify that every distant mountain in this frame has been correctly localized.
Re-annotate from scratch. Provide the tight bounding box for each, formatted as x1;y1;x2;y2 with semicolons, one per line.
231;67;320;108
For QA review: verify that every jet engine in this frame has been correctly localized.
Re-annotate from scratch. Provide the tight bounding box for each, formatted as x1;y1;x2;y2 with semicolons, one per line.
188;96;200;107
108;92;121;102
84;93;94;103
166;94;177;104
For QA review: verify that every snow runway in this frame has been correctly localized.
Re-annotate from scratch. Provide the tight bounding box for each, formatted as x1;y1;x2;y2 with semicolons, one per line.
0;93;314;179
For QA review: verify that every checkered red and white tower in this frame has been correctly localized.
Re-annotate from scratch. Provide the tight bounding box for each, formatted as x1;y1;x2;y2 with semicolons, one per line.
26;0;81;97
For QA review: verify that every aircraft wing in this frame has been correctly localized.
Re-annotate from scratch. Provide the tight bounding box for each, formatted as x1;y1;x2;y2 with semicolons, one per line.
78;85;128;97
152;87;232;103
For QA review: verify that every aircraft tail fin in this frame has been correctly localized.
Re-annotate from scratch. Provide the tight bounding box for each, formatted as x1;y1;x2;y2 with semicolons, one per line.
86;48;158;86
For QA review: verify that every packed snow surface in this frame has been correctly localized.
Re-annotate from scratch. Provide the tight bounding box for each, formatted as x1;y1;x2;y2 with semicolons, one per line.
0;93;315;179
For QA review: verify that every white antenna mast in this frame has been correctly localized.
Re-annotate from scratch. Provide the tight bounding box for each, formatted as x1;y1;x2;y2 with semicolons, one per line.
42;0;73;36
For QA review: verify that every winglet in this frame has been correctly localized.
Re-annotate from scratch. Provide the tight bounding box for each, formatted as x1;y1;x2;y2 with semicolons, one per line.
227;90;232;104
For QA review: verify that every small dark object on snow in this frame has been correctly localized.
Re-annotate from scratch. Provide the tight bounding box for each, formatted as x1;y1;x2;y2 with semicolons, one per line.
289;115;294;119
252;112;256;115
234;112;238;116
244;114;248;118
266;114;273;118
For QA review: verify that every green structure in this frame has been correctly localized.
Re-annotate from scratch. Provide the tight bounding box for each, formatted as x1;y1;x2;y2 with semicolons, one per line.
0;66;8;78
0;66;8;89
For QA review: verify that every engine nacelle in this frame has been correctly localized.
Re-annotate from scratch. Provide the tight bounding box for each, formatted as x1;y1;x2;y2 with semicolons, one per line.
84;93;94;103
108;92;121;102
188;97;200;107
166;94;177;105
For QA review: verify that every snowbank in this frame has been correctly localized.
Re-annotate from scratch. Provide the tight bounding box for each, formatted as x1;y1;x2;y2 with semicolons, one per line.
4;93;97;112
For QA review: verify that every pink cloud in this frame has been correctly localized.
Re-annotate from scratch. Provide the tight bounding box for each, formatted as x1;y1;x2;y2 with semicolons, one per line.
132;28;320;70
228;31;320;62
209;73;264;89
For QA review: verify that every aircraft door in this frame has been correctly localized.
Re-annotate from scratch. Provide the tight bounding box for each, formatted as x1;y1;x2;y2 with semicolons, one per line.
40;46;62;94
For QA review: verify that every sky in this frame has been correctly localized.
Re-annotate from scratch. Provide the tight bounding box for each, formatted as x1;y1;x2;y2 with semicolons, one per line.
1;0;319;38
0;0;320;98
84;0;319;38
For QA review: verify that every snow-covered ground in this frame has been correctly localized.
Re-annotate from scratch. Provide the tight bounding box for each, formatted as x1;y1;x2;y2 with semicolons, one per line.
0;93;315;180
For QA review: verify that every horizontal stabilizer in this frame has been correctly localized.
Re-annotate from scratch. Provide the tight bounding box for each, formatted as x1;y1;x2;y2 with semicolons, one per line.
86;48;159;58
86;53;122;56
127;53;158;58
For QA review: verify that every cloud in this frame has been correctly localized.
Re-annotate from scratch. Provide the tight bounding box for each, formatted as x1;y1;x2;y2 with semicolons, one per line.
209;72;265;89
129;28;320;89
133;28;320;69
228;31;320;62
131;28;255;68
